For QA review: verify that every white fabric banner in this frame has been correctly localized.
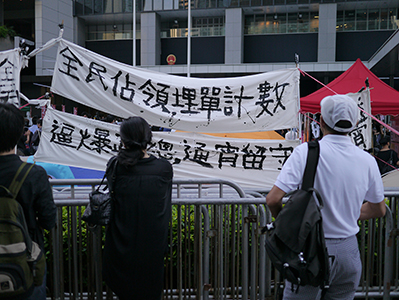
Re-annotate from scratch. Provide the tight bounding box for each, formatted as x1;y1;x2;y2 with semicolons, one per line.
50;39;300;133
347;89;372;150
0;48;24;106
35;108;300;189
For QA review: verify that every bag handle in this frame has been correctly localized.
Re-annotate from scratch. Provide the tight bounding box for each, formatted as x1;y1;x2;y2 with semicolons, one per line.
301;140;320;191
96;157;118;192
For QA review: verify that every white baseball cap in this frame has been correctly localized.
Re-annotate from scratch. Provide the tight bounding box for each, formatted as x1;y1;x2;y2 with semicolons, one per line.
320;94;359;133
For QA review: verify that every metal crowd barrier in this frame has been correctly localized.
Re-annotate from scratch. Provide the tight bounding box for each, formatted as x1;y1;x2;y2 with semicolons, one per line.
45;178;399;300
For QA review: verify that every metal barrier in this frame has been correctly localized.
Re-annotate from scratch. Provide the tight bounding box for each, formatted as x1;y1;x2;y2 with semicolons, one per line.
46;178;398;300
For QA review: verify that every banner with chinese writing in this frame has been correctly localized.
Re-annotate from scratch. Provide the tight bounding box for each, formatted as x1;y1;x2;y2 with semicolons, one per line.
34;108;300;189
51;39;300;133
0;48;24;106
347;89;372;150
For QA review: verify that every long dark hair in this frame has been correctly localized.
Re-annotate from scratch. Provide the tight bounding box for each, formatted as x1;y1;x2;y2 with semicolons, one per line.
117;116;152;167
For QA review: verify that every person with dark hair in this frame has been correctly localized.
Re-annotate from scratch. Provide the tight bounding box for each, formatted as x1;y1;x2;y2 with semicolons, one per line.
0;103;56;299
375;136;399;175
102;116;173;300
25;115;39;154
30;118;43;154
266;95;385;299
81;111;92;118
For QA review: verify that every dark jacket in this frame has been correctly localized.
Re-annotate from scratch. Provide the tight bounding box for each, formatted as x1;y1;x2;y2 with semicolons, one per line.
102;155;173;300
376;149;399;175
0;154;56;249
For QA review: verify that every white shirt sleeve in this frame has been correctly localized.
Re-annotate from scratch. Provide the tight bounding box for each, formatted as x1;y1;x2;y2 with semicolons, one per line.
364;157;385;204
274;143;308;193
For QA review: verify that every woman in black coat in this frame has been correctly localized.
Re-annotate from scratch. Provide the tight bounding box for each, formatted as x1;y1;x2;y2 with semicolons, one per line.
103;116;173;300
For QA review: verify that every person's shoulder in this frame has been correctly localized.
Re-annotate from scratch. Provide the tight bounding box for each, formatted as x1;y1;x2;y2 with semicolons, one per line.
292;141;309;153
154;156;172;168
354;147;381;165
18;163;50;186
29;163;49;177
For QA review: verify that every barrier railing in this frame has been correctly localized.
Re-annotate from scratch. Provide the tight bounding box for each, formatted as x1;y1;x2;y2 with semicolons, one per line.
46;178;398;300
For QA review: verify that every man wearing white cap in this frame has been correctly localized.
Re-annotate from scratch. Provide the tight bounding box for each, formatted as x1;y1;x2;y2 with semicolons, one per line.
266;94;386;299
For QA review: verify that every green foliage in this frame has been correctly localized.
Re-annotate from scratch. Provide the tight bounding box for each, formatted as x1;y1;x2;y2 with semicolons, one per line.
0;25;16;38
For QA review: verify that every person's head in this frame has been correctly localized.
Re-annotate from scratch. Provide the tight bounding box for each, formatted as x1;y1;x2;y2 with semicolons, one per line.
118;116;152;167
320;94;359;135
37;119;43;128
105;114;116;123
81;111;92;118
31;115;38;125
379;136;390;147
0;103;25;153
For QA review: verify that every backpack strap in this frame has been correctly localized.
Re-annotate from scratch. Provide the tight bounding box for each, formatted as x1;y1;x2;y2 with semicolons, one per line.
1;162;35;256
96;157;118;192
301;140;320;191
8;162;35;198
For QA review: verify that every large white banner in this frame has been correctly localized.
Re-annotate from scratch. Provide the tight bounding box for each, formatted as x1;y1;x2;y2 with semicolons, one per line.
35;108;300;189
347;89;372;150
0;48;24;106
50;39;300;133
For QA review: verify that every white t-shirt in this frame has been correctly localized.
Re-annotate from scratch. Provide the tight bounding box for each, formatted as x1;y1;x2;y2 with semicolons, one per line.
28;124;38;135
275;134;384;238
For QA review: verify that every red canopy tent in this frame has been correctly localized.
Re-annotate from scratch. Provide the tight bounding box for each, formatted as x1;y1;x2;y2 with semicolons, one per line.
300;59;399;116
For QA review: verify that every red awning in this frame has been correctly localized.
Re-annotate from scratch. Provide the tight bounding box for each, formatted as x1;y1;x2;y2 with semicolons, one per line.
300;59;399;116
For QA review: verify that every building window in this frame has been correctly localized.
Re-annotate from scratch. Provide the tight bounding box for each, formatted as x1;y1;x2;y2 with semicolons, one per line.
245;12;318;34
336;8;398;31
161;17;225;38
74;0;141;15
86;22;141;41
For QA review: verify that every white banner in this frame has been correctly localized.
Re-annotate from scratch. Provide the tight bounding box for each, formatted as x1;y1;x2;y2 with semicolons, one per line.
34;108;300;189
0;48;24;106
50;39;300;133
347;89;372;150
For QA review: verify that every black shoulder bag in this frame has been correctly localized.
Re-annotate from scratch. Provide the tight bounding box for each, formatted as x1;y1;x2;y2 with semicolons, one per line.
264;140;330;291
82;157;118;226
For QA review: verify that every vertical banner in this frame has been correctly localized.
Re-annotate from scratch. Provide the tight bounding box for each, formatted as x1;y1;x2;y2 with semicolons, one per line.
347;89;372;150
0;48;24;106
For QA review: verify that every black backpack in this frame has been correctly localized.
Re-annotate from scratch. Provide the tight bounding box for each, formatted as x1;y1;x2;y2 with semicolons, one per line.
264;140;329;291
0;163;46;300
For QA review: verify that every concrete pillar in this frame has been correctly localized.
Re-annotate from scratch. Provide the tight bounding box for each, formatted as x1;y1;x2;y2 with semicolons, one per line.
225;8;244;64
140;12;161;66
74;17;86;47
318;3;337;62
35;0;74;76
